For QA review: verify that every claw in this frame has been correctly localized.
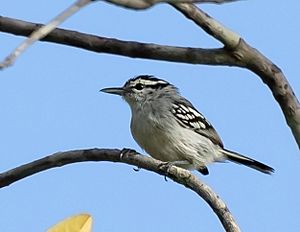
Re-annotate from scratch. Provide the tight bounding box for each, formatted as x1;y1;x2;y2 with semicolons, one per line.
120;148;136;160
158;161;173;172
158;162;173;181
133;167;141;172
120;148;140;172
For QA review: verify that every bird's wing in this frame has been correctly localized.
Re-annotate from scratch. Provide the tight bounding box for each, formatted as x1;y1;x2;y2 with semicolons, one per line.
171;100;224;148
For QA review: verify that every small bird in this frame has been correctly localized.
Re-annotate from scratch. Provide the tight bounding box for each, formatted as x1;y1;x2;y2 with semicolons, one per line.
101;75;274;175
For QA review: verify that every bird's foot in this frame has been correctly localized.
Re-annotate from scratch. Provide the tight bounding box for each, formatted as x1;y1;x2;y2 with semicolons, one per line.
120;148;136;158
158;162;175;181
120;148;141;172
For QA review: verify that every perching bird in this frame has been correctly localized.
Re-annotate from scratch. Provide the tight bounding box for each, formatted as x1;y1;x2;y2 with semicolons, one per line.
101;75;274;175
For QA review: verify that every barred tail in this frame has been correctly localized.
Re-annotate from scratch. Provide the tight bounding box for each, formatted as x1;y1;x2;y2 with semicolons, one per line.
222;149;274;175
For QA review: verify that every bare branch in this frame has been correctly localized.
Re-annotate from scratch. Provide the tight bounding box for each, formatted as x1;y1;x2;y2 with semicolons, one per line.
105;0;240;9
0;0;93;69
0;148;240;232
0;16;240;67
171;3;300;149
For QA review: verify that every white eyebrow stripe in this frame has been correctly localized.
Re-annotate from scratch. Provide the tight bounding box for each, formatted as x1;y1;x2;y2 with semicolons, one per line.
133;79;168;86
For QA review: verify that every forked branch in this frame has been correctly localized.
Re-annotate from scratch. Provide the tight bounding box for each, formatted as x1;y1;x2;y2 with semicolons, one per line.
0;0;239;69
171;3;300;149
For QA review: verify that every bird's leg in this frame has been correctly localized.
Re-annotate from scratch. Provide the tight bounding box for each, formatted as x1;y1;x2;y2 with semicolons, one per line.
159;160;192;170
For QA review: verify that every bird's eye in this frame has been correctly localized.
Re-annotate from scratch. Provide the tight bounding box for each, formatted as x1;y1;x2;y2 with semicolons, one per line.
134;83;144;90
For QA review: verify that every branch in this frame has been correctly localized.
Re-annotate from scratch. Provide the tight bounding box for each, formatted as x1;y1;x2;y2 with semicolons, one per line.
0;16;239;66
171;3;240;48
0;148;240;232
171;3;300;149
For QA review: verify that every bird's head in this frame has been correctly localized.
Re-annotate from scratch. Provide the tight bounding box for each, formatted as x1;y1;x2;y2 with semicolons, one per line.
100;75;178;107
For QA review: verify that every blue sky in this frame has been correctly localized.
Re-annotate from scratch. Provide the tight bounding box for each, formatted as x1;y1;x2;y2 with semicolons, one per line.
1;1;299;231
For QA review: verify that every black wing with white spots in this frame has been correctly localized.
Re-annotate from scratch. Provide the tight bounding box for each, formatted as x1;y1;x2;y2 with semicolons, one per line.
171;101;224;147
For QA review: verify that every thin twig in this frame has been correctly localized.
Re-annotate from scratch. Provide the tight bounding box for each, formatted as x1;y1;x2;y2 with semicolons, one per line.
105;0;240;9
0;0;93;69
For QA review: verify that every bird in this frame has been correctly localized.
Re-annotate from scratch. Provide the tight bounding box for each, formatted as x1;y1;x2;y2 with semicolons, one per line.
100;75;274;175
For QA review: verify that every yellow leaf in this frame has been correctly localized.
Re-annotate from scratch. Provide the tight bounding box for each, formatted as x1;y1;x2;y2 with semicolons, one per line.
47;213;92;232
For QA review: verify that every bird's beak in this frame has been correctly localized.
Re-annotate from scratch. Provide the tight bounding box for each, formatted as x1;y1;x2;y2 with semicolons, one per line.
100;87;125;96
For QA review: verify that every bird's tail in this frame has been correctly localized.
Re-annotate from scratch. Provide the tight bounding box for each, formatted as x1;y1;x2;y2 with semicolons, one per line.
222;149;274;175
